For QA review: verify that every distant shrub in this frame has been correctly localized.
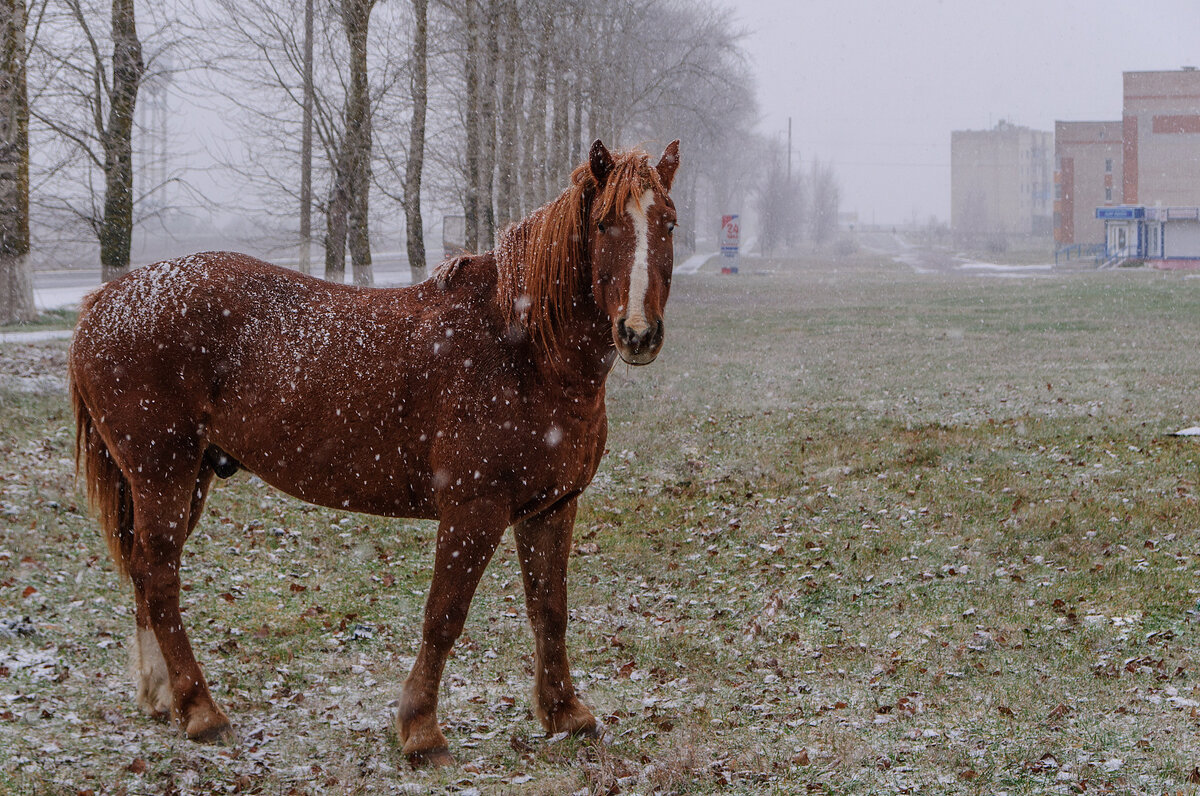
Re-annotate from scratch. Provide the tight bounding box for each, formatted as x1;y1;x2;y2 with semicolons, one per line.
833;237;858;257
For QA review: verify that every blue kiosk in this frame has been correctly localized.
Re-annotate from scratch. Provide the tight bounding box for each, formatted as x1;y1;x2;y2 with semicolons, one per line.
1096;205;1200;263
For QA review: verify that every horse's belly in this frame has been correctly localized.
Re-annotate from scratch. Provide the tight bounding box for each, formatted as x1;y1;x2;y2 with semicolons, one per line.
241;451;437;519
208;405;438;519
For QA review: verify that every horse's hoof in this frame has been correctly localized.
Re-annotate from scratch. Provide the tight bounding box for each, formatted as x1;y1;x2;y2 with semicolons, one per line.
187;716;236;745
407;745;455;768
571;718;602;739
545;706;600;738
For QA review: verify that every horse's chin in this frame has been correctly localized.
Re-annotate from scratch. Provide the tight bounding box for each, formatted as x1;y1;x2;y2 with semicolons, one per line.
615;346;660;366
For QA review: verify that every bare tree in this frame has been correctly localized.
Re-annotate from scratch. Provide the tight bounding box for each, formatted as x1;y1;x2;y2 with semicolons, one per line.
492;0;519;228
0;0;33;323
99;0;143;280
324;0;376;286
298;0;313;274
460;0;480;251
756;138;802;255
195;0;409;280
29;0;146;281
403;0;427;278
477;0;497;249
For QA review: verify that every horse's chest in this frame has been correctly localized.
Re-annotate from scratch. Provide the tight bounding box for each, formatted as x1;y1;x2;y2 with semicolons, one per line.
538;416;606;481
434;398;606;503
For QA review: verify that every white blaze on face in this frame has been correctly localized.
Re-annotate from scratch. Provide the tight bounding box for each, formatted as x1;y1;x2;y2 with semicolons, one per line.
624;189;656;332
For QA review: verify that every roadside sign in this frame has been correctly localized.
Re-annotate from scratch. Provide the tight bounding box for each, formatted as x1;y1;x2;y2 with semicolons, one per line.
720;214;739;255
720;214;739;273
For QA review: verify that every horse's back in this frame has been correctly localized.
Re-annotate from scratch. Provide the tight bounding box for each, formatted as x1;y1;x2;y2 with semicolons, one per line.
76;252;292;348
72;252;367;411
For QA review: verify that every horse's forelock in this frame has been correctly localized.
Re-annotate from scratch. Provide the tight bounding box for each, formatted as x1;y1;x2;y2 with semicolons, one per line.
592;150;663;221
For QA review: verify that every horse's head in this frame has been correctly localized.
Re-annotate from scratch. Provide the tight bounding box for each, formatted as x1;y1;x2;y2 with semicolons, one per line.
586;139;679;365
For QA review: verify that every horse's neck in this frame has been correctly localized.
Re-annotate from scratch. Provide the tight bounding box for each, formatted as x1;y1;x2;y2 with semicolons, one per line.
536;280;615;397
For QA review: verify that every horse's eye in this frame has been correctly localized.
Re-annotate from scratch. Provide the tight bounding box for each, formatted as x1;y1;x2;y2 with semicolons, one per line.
597;222;606;234
666;221;676;233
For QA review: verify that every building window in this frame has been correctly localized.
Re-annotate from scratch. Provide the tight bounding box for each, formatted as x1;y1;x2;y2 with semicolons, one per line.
1105;158;1113;173
1055;183;1062;200
1105;186;1113;201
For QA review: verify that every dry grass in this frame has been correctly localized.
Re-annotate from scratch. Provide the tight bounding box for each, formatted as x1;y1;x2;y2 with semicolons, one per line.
3;254;1200;794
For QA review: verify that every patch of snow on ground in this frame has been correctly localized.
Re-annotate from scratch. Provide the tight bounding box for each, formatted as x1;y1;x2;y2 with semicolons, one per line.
0;646;61;681
957;261;1055;276
675;252;713;274
0;329;73;344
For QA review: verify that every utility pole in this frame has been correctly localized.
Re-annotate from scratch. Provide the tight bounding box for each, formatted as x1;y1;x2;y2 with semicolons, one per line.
136;56;170;214
787;116;792;181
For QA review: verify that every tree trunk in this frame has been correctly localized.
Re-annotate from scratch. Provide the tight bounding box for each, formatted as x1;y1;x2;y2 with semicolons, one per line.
298;0;313;275
0;0;33;324
342;0;372;286
570;69;582;168
99;0;144;282
404;0;427;279
547;70;562;189
324;152;348;282
477;0;498;250
462;0;480;252
523;10;551;210
550;63;569;185
494;0;519;227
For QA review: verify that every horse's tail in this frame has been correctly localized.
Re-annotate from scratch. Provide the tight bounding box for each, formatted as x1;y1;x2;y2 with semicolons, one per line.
70;320;134;582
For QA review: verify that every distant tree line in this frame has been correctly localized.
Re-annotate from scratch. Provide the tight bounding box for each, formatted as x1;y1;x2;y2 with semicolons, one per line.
755;136;842;256
0;0;835;324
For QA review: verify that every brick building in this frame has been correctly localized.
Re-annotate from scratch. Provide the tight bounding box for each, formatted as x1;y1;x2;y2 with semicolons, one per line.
1053;121;1122;245
1055;68;1200;246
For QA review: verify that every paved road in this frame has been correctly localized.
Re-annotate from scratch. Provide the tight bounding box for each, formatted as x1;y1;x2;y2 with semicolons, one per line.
856;231;1055;276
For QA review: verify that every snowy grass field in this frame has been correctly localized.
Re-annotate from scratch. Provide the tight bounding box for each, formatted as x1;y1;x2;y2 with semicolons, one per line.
3;255;1200;794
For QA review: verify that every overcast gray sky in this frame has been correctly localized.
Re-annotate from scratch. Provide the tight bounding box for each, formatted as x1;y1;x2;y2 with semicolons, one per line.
734;0;1200;225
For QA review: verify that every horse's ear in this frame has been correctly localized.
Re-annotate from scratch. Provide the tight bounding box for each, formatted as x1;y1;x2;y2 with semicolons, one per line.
590;139;614;185
656;140;680;192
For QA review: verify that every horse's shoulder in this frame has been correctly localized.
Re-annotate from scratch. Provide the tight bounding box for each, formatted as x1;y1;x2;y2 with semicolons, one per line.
433;253;498;293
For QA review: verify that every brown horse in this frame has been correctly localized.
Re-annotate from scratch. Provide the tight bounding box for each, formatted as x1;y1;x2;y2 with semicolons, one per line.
68;139;679;765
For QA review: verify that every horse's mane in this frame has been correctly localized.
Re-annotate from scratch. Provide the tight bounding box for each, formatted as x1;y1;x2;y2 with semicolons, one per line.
496;147;665;355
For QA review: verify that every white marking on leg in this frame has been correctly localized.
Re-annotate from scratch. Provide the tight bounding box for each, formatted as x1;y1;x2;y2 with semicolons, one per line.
130;627;172;718
625;189;656;332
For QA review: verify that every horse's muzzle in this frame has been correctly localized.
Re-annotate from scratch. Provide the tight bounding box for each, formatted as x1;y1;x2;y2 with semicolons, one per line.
614;317;664;365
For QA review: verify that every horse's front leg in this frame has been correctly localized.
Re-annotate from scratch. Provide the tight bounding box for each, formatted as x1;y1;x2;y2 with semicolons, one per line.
513;497;598;737
397;497;508;767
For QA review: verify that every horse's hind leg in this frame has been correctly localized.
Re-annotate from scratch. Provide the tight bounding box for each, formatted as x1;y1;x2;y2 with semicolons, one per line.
128;461;232;742
513;497;598;737
130;464;216;723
